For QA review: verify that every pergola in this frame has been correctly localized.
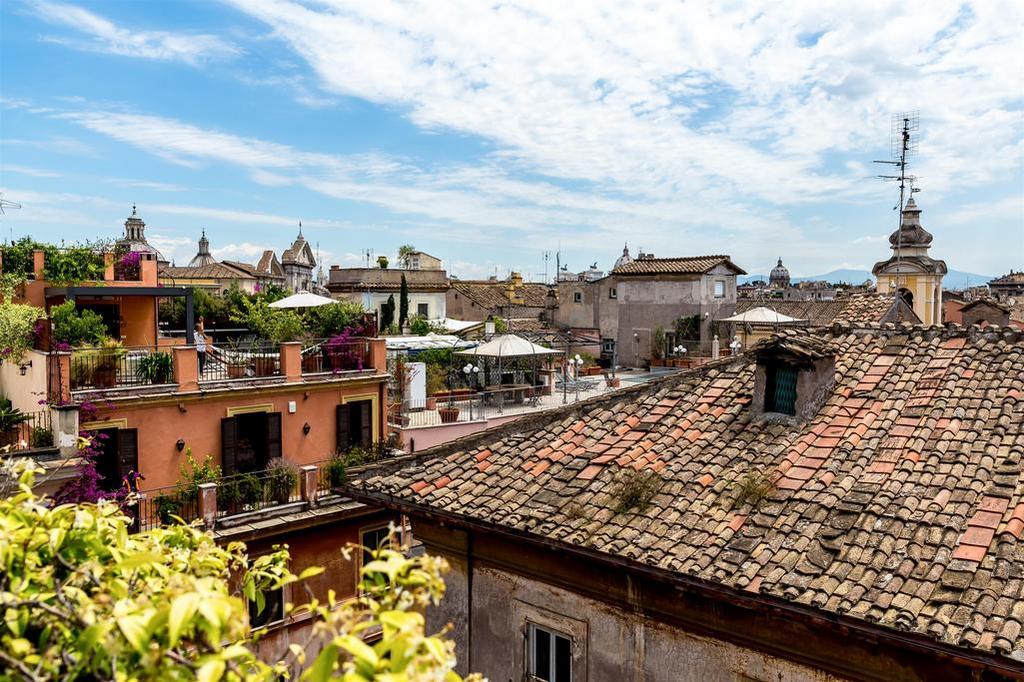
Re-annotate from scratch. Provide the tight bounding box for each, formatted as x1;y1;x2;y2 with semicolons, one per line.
455;333;563;398
45;285;195;344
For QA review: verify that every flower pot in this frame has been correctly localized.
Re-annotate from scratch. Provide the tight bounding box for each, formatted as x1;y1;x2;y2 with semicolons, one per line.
438;407;460;424
425;397;437;410
253;356;276;377
94;366;117;388
606;378;621;388
227;363;247;379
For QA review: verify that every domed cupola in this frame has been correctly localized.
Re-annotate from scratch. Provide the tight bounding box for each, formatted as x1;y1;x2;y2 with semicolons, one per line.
769;257;791;288
613;243;633;270
888;196;933;249
187;230;217;267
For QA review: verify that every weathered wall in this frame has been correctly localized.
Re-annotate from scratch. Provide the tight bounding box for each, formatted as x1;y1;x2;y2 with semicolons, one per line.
118;295;158;346
85;377;386;491
1;349;49;412
462;565;847;682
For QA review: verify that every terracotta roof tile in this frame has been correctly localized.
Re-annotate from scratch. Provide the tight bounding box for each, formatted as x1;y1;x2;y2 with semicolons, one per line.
349;323;1024;660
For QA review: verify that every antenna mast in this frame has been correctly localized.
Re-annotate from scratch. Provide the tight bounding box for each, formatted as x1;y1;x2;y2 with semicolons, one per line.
361;248;374;268
874;111;919;312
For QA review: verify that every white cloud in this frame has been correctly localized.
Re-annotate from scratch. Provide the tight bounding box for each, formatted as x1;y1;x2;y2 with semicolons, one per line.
212;242;274;260
30;1;240;65
1;165;62;178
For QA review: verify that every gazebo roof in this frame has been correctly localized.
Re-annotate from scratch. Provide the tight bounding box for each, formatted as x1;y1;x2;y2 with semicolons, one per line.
455;333;562;358
720;307;805;324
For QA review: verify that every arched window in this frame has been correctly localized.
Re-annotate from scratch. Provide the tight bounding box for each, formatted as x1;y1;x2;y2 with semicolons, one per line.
898;288;914;308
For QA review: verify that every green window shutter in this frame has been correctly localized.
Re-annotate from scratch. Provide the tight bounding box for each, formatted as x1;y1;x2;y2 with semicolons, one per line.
769;365;798;415
221;417;238;475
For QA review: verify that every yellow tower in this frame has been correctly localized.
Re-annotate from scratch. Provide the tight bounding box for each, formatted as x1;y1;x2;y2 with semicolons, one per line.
872;197;946;325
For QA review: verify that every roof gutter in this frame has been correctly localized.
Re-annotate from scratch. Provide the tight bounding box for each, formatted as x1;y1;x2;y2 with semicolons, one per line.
343;487;1023;679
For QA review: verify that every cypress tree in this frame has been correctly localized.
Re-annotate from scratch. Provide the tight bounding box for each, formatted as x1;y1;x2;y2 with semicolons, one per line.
399;274;410;327
381;294;396;330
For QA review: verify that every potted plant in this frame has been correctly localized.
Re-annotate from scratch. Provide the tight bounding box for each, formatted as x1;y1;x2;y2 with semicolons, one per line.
224;338;250;379
252;351;277;377
136;351;173;384
325;455;347;489
0;398;29;449
438;405;460;423
651;327;666;367
92;339;124;388
266;457;298;505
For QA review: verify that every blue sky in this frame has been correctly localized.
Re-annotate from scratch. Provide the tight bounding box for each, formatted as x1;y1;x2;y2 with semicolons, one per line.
1;0;1021;281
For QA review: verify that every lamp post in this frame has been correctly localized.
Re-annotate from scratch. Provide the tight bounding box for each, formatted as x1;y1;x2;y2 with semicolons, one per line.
571;354;584;402
463;363;480;419
729;337;742;355
673;344;687;367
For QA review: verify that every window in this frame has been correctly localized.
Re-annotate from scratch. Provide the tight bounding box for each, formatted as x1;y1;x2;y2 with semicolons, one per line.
714;280;726;298
608;288;617;299
337;401;373;452
765;364;798;415
417;303;429;317
528;623;572;682
93;427;139;493
573;292;582;303
221;412;281;475
248;583;283;629
360;526;395;571
602;338;615;354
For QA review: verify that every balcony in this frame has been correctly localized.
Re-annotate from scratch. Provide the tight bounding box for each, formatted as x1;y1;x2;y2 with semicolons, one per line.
132;458;377;533
59;336;386;401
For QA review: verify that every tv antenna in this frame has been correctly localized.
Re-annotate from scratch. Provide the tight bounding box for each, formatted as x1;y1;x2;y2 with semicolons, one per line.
0;193;22;243
873;111;920;316
538;250;551;283
361;248;374;268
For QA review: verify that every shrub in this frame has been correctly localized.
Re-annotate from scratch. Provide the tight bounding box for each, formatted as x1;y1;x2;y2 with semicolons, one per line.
731;470;775;509
231;296;304;342
325;456;347;487
136;351;173;384
611;469;662;514
42;243;106;285
306;300;365;337
0;397;29;433
50;301;108;346
409;315;430;335
29;425;53;448
0;302;44;362
266;457;299;504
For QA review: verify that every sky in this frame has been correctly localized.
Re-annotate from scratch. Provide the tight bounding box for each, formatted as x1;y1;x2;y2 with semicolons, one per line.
1;0;1022;282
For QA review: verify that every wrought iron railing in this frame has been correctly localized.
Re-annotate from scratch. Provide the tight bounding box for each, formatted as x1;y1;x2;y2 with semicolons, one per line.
0;409;52;452
215;466;301;519
301;337;372;375
396;384;548;427
134;484;201;532
200;341;281;382
70;346;173;390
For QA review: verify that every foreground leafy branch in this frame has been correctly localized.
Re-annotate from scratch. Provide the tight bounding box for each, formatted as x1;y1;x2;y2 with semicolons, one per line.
0;459;481;681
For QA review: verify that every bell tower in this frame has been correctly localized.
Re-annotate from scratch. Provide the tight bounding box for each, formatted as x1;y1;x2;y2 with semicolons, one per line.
872;197;946;325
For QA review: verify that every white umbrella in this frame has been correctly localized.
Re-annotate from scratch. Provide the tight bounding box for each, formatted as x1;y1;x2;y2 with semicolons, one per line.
456;333;562;358
720;307;805;324
268;291;337;308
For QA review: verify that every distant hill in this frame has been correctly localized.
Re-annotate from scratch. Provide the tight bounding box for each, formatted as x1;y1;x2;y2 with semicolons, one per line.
739;268;994;288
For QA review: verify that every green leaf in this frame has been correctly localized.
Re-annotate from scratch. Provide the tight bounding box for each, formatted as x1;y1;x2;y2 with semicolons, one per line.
197;658;226;682
337;634;379;676
298;565;325;580
168;593;200;647
117;614;149;653
117;551;165;569
306;643;338;682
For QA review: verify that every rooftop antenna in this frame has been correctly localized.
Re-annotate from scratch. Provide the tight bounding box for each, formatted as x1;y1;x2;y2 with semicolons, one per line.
874;111;920;316
0;193;22;243
361;248;373;268
539;250;551;283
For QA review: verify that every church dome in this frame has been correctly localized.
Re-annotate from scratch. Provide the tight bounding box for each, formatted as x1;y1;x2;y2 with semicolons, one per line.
613;243;633;270
187;230;217;267
889;196;933;248
769;257;790;288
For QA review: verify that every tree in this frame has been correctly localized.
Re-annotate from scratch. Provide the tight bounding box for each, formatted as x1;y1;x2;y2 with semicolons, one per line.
398;275;409;329
397;245;416;269
49;301;109;347
0;458;479;681
380;294;395;331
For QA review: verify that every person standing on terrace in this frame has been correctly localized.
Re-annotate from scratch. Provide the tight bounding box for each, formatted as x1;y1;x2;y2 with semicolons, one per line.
195;323;208;374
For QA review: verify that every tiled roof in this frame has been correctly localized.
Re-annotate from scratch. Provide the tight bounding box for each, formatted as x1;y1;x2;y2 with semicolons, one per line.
962;297;1012;314
160;263;256;280
450;280;549;310
349;323;1024;660
991;272;1024;285
736;294;911;326
612;255;746;276
328;268;449;292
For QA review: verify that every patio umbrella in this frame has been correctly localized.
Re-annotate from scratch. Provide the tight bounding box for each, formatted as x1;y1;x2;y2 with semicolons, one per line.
268;291;337;308
455;333;562;358
719;307;805;324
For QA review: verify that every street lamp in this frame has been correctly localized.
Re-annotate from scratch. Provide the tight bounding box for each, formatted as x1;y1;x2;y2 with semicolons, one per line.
571;354;584;402
729;337;742;355
463;363;480;418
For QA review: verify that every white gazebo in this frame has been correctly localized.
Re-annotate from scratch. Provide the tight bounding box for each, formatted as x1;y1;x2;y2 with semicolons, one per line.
268;291;336;308
721;307;807;351
455;334;563;406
